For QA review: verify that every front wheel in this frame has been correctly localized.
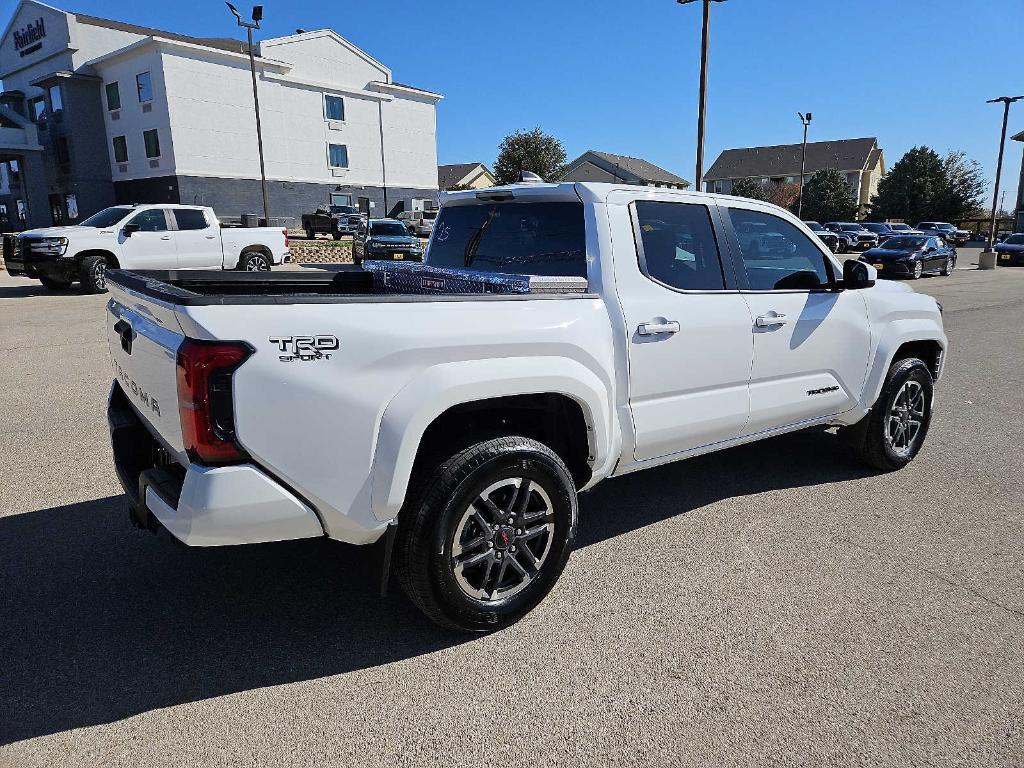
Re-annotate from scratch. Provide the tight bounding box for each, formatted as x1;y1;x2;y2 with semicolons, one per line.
846;357;934;471
941;256;954;276
239;251;271;271
395;436;578;632
304;224;315;240
910;260;923;279
79;255;108;294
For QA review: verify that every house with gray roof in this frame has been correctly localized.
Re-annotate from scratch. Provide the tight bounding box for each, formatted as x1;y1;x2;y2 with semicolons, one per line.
704;137;885;216
559;150;689;189
438;162;495;191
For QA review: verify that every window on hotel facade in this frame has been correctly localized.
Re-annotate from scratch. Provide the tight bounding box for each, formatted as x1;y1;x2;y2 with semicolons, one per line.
112;135;128;163
105;81;121;111
328;143;349;168
324;94;345;121
48;85;63;113
143;129;160;159
136;71;153;103
29;97;46;122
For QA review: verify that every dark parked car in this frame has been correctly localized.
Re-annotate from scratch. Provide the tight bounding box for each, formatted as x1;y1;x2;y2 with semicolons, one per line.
824;222;878;252
995;233;1024;266
803;221;840;252
860;222;902;244
353;218;424;266
860;235;956;279
887;223;921;235
301;204;365;240
916;221;969;246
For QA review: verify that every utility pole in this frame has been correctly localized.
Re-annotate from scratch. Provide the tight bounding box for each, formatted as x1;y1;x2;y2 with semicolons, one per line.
677;0;726;191
226;3;270;225
979;95;1023;267
797;112;812;218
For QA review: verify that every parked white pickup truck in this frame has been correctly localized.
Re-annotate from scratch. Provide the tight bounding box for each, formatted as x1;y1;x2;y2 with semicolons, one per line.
104;182;947;632
5;204;289;293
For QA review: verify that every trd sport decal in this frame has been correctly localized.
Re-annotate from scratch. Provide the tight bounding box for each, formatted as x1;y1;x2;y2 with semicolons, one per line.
269;335;339;362
807;385;840;396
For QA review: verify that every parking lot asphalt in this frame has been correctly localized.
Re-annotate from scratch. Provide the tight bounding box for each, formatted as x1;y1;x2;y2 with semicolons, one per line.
1;263;1022;767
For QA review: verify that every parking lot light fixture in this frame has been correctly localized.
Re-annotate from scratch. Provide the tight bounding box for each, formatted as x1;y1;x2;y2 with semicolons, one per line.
797;112;812;218
226;3;270;226
980;95;1023;267
676;0;727;191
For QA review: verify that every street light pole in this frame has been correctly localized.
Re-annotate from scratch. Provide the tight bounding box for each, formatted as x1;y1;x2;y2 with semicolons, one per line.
979;96;1023;267
227;3;270;225
678;0;725;191
797;112;812;218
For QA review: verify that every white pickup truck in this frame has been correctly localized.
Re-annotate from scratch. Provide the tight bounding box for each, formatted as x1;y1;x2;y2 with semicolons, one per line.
104;182;947;632
5;203;289;293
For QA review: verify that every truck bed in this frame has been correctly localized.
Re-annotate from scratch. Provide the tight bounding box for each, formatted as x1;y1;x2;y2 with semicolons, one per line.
106;267;593;306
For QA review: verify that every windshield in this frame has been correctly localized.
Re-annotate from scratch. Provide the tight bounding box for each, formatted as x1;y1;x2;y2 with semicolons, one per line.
331;206;357;215
426;201;587;277
862;223;889;232
1005;234;1024;244
890;224;912;231
369;222;410;237
935;223;955;231
883;236;927;250
840;224;862;231
804;222;825;232
80;206;133;228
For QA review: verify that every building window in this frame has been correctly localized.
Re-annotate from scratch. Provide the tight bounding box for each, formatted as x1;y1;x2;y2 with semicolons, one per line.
330;192;352;206
105;81;121;111
143;129;160;159
324;94;345;121
328;143;348;168
29;97;46;122
55;136;70;164
136;71;153;103
48;85;63;113
112;135;128;163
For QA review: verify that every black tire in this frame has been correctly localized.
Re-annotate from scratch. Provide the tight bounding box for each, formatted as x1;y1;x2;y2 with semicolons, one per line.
239;251;271;271
395;436;578;633
305;224;315;240
39;276;72;290
79;254;108;294
941;256;954;276
332;231;342;241
847;357;933;472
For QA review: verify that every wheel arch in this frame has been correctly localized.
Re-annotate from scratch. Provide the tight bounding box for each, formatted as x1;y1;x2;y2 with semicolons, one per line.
76;249;120;269
237;244;272;268
369;358;617;523
862;324;947;412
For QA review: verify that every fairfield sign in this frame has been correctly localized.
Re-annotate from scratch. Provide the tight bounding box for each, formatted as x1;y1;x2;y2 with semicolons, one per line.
13;17;46;56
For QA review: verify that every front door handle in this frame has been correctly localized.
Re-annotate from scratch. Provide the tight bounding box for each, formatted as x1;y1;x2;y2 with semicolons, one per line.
755;312;788;327
160;235;171;240
637;320;680;336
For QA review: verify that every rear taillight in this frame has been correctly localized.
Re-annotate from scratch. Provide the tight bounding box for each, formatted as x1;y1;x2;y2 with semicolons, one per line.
176;339;252;464
282;228;289;248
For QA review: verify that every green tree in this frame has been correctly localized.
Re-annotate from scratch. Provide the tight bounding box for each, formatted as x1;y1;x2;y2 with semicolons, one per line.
869;146;947;223
728;177;769;201
493;127;567;185
799;169;858;222
938;151;986;222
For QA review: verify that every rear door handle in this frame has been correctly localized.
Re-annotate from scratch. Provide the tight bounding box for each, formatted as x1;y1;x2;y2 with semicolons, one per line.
637;320;680;336
160;235;171;240
755;312;788;327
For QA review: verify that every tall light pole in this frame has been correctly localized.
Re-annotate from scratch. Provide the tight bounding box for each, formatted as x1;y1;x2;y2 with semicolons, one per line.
797;112;812;218
226;3;270;225
978;96;1023;269
677;0;726;191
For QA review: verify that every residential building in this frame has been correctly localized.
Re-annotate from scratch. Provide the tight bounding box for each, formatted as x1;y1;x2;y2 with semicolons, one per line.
559;150;689;189
438;162;494;191
1013;130;1023;233
704;137;885;216
0;0;442;229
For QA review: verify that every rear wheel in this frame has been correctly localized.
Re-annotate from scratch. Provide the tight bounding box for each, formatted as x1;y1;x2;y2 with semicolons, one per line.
305;224;315;240
79;254;108;294
39;276;72;290
941;256;954;276
846;357;933;471
332;231;343;241
395;436;577;632
239;251;271;271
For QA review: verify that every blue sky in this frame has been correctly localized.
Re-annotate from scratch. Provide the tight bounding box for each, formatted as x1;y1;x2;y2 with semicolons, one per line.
7;0;1023;210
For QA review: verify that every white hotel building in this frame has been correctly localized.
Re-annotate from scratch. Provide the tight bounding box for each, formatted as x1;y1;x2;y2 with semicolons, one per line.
0;0;442;228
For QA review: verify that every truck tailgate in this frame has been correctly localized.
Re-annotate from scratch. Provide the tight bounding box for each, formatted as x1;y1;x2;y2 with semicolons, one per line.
107;294;187;460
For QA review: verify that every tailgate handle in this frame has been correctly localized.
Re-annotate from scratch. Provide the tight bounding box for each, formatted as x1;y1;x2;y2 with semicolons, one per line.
113;319;134;354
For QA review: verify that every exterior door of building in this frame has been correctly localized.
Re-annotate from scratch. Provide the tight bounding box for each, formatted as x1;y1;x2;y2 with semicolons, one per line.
48;194;64;225
357;197;370;216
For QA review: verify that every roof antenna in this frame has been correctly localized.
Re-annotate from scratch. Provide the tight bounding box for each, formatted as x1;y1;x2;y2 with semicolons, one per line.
519;171;543;184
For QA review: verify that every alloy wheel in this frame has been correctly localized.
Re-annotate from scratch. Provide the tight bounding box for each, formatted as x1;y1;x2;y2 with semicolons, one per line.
245;256;270;271
451;477;555;602
93;260;106;290
884;379;925;458
913;261;923;279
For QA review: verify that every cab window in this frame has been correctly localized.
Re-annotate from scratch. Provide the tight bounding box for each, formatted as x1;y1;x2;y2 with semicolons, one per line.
726;208;830;290
128;209;168;232
634;200;726;291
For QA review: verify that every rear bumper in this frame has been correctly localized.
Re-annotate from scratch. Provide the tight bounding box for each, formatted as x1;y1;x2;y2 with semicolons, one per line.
108;383;324;546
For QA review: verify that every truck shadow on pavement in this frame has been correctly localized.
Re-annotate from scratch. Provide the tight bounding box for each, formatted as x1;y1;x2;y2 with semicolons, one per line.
0;283;85;299
1;427;874;745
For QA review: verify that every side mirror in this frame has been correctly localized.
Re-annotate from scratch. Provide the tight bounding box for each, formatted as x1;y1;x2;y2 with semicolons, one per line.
122;222;139;237
843;259;876;289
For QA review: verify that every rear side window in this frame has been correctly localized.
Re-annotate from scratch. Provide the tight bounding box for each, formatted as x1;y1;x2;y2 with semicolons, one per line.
726;208;830;290
173;208;209;230
634;200;726;290
426;201;586;277
128;208;168;232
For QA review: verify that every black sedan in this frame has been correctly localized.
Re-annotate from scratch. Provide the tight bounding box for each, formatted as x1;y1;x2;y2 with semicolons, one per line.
860;235;956;279
995;233;1024;266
